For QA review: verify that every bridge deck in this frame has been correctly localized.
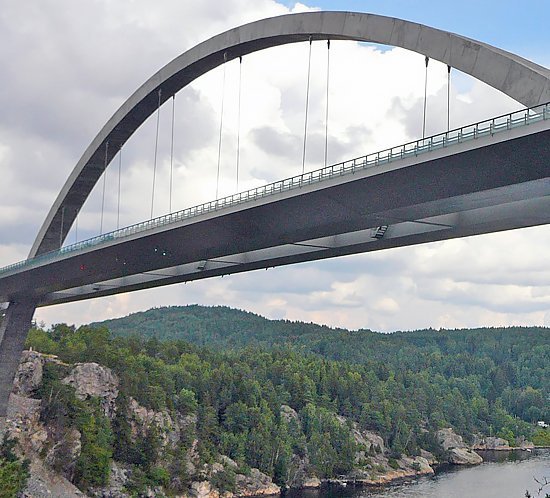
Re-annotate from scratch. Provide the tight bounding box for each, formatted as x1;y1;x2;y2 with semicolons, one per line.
1;105;549;306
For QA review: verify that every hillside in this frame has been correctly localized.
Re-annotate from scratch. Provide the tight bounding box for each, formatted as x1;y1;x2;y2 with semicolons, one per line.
95;305;550;397
0;306;546;497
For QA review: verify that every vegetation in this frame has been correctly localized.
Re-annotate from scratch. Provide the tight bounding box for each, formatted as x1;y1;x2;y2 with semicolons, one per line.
19;306;549;493
0;436;29;498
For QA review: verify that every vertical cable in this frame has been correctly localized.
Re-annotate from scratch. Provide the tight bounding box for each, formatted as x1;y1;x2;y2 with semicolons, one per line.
447;65;451;132
151;89;162;219
59;206;65;247
324;40;330;168
100;141;109;234
422;56;429;139
302;37;313;174
169;94;176;213
216;52;227;199
236;56;242;192
117;147;122;230
75;214;78;244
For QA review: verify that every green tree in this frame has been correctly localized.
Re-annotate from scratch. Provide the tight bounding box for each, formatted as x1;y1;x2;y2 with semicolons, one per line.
0;436;29;498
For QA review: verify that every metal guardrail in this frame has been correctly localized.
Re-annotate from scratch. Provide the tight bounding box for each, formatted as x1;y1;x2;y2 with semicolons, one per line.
1;102;549;277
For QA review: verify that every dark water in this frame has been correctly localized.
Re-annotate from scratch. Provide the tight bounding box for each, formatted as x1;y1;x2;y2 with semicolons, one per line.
286;450;550;498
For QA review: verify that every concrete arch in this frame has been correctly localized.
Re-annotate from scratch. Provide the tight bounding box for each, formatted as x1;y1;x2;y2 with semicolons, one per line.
30;10;550;257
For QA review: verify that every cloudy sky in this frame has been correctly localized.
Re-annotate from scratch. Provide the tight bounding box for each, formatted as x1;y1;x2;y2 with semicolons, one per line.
1;0;549;331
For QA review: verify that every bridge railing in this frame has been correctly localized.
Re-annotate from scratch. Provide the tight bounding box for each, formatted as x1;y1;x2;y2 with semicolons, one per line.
1;101;549;278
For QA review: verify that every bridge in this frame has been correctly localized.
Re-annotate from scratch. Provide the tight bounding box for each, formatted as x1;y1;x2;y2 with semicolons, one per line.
0;11;549;419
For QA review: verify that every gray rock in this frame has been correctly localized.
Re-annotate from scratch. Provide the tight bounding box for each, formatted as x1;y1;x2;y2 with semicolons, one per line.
484;436;510;450
62;363;119;419
12;351;45;397
448;447;483;465
188;480;214;497
437;428;482;465
235;468;281;496
437;428;468;450
22;457;86;498
44;428;81;481
280;405;300;426
90;461;132;498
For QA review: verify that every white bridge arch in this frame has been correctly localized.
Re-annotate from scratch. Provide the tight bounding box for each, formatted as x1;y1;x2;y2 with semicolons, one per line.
31;11;550;258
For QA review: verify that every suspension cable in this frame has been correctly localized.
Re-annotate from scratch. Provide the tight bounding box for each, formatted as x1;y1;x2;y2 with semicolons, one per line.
117;146;122;230
302;37;313;174
447;65;451;132
216;52;228;199
236;56;242;192
75;214;78;243
324;40;330;168
422;56;429;139
60;206;65;247
100;141;109;234
169;94;176;213
151;89;162;219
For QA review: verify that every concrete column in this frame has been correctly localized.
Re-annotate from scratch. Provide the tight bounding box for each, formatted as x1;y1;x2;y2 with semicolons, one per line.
0;301;36;423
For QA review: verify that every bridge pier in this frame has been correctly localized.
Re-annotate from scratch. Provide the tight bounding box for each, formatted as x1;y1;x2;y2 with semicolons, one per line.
0;301;36;429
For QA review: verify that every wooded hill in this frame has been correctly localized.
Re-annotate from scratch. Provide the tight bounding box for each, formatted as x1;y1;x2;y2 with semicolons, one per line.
15;305;548;494
94;305;549;429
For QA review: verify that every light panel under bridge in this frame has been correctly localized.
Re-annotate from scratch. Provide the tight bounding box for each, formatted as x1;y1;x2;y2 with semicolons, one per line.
1;108;549;306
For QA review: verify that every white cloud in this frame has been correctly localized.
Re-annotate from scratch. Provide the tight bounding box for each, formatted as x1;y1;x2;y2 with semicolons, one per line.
0;1;547;331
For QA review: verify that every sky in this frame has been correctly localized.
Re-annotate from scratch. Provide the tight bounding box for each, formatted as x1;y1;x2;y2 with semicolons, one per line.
0;0;549;332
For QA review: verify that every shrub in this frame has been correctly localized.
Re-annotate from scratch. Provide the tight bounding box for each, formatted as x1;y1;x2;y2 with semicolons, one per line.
388;458;400;470
211;468;236;493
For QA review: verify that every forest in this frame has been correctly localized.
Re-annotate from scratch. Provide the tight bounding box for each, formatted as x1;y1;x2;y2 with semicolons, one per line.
0;305;548;496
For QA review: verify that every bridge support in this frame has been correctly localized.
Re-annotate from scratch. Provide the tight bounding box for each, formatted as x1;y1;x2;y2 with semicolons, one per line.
0;301;36;428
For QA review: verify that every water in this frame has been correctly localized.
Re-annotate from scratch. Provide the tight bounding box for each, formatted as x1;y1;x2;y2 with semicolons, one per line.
285;450;550;498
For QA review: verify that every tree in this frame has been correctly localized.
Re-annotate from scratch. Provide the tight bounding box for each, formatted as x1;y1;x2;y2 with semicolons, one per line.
0;436;29;498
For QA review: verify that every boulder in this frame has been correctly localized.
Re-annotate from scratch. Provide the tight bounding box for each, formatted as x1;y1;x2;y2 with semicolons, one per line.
280;405;300;426
356;429;385;454
419;449;437;465
219;455;239;471
484;437;510;450
399;455;434;475
437;428;482;465
234;468;280;496
516;436;535;450
448;447;483;465
62;363;119;419
188;480;219;498
300;476;322;488
437;428;467;451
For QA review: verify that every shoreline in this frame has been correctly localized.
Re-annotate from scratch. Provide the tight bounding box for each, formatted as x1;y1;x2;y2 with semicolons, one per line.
280;448;550;497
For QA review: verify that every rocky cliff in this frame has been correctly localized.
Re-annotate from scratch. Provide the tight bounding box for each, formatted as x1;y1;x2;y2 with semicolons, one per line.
5;351;491;497
6;351;280;498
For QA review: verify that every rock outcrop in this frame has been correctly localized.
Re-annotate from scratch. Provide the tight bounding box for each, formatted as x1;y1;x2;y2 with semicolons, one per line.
62;363;119;419
5;351;491;497
437;428;483;465
90;461;132;498
7;353;86;497
344;454;434;485
472;434;535;451
234;468;280;496
44;427;82;481
280;405;320;489
12;350;46;397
